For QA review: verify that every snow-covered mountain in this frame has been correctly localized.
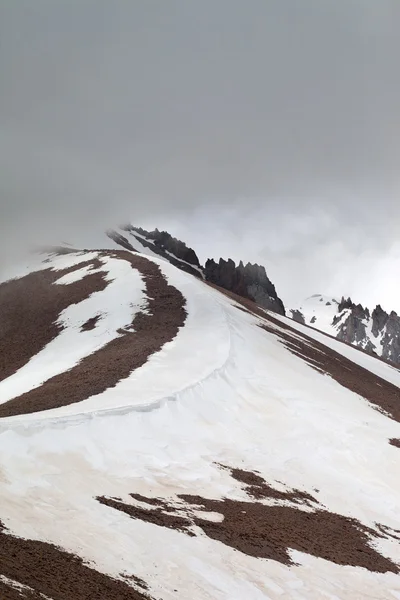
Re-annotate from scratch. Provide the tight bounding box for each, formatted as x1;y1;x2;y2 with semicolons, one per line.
290;294;400;366
0;231;400;599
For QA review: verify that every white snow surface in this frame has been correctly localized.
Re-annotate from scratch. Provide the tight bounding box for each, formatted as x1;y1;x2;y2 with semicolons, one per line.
289;294;344;336
0;252;400;599
0;253;147;405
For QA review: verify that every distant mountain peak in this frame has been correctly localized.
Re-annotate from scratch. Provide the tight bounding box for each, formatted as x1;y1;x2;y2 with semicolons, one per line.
290;294;400;366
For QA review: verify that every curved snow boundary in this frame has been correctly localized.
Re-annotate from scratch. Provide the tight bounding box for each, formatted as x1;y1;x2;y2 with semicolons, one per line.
0;252;186;419
1;264;400;598
0;255;232;424
271;313;400;388
0;255;147;404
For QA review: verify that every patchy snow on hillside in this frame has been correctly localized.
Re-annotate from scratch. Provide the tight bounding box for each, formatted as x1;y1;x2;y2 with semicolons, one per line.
0;253;147;405
0;252;399;599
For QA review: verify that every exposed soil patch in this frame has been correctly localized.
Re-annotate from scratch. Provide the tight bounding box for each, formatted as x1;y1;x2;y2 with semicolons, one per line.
80;314;101;332
222;465;316;505
97;468;398;574
99;495;195;536
0;520;152;599
376;523;400;541
0;251;186;417
0;577;40;600
0;258;107;383
389;438;400;448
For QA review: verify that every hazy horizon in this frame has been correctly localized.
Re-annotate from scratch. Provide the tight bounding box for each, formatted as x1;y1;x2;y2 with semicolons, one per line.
1;1;400;311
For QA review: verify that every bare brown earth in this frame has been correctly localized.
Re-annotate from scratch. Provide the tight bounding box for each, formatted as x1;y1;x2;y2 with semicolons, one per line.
80;314;101;331
0;257;106;383
220;465;316;505
0;578;40;600
390;438;400;448
0;251;186;417
0;520;152;599
97;466;398;574
101;494;195;536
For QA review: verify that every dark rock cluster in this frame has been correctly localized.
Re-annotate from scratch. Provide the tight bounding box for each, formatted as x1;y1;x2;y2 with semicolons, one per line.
132;227;201;267
117;225;202;278
334;297;371;348
290;309;306;325
114;225;286;315
329;297;399;366
204;258;285;315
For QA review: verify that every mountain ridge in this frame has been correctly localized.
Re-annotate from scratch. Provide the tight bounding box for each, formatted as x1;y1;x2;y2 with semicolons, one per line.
107;225;286;315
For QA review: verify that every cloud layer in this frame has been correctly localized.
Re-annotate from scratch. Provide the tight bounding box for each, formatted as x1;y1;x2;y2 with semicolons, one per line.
1;1;399;309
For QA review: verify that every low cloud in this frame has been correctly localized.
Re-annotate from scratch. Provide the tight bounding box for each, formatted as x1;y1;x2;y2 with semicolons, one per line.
1;1;399;310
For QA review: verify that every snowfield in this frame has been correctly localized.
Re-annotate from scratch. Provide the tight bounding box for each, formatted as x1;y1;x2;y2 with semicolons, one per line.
0;247;399;599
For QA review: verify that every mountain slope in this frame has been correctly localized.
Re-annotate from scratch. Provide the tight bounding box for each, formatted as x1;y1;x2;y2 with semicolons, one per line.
290;294;400;366
0;246;399;599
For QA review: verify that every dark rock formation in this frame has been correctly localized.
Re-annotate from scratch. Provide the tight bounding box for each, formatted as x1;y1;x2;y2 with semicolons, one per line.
131;227;201;267
292;294;400;367
204;258;285;315
378;310;400;365
289;309;305;325
371;305;389;337
334;299;400;364
106;229;137;252
113;225;285;315
335;298;370;347
117;226;202;278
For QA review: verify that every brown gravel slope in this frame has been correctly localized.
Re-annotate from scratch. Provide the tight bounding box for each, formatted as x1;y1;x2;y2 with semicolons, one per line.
97;466;398;574
0;520;152;600
0;251;186;418
0;257;106;383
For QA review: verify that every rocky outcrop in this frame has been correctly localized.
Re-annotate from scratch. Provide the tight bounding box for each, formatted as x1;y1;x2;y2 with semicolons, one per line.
371;305;389;337
291;294;400;367
115;226;203;278
334;298;400;364
111;225;285;315
375;308;400;365
106;229;137;252
204;258;285;315
290;309;306;325
131;227;201;267
335;297;371;347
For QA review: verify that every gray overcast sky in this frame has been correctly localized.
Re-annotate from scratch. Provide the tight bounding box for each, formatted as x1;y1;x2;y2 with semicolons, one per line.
1;0;400;309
